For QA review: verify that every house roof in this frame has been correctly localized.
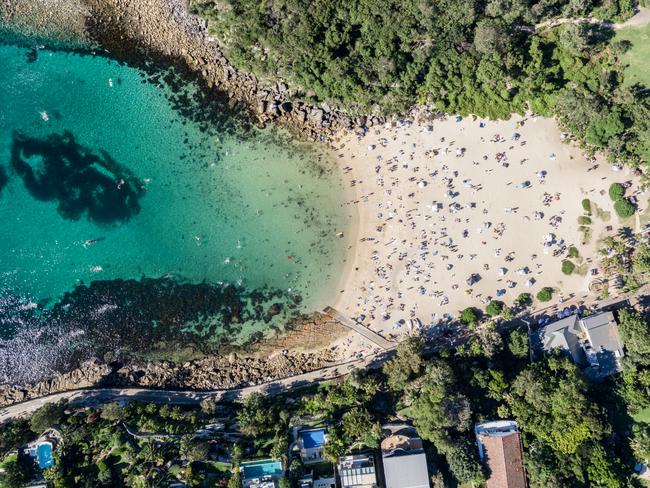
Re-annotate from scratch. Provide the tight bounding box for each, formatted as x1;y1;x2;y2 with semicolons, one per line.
582;311;624;356
475;423;527;488
381;451;429;488
540;314;586;365
338;454;376;488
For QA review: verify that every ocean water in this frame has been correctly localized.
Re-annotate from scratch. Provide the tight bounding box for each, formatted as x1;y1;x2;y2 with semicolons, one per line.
0;41;349;383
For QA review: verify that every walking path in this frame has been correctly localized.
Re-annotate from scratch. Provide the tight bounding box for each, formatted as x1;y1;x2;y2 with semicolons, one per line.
322;306;394;349
531;6;650;31
2;285;645;425
0;352;386;425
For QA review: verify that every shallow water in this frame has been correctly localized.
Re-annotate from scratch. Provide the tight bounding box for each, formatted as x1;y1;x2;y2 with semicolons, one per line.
0;41;349;383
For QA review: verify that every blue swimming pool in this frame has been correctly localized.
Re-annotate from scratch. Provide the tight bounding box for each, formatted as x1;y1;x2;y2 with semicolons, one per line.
241;459;283;480
302;429;325;449
29;442;54;469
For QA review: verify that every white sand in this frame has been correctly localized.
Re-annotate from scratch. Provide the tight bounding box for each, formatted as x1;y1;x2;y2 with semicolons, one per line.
331;114;641;339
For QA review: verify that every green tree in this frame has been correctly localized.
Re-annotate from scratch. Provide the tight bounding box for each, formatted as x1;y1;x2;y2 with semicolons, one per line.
516;293;532;307
586;108;625;148
0;456;36;488
477;321;504;357
486;300;504;316
383;336;424;391
633;242;650;274
561;260;575;275
270;432;289;460
507;328;529;358
200;398;218;415
614;198;635;218
0;419;33;458
460;307;480;327
617;309;650;363
237;392;271;436
100;402;123;422
30;402;65;434
323;431;346;463
434;433;486;485
406;361;472;437
536;287;553;302
631;422;650;460
180;435;210;463
342;408;381;447
608;183;625;201
508;356;605;455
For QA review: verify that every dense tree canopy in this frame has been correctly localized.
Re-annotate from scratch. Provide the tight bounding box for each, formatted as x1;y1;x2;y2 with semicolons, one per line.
192;0;648;166
508;356;605;455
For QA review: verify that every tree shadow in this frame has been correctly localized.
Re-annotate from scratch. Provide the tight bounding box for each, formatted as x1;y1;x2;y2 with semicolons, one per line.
10;131;144;225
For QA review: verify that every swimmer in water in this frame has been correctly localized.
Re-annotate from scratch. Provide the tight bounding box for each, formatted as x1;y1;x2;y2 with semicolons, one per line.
82;237;105;248
39;111;49;122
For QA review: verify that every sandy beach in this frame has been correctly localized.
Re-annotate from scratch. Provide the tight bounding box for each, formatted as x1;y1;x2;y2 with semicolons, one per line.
331;114;642;339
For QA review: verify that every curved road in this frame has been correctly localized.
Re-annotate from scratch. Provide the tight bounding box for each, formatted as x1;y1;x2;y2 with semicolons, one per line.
2;280;645;424
0;350;393;424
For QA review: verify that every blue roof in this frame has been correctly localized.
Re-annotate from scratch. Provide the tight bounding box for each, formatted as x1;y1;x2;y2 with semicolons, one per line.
241;459;283;480
302;429;325;449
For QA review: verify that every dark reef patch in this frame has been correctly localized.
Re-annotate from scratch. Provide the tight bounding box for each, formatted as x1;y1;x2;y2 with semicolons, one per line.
0;165;7;195
9;131;144;224
0;277;304;385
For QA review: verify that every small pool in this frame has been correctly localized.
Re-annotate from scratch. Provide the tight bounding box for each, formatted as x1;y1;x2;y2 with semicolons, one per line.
29;442;54;469
302;429;325;449
241;459;283;480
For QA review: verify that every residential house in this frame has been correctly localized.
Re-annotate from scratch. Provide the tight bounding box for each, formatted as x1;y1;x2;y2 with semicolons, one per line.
380;425;429;488
539;311;625;377
337;453;378;488
475;421;527;488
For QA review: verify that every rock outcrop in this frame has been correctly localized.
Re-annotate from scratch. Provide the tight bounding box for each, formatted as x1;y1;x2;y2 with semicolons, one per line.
0;313;348;408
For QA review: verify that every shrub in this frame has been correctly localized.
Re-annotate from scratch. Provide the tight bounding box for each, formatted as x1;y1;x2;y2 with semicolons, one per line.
581;199;591;213
486;300;505;316
568;246;579;258
536;287;553;302
608;182;625;201
460;307;480;326
516;293;532;306
578;216;592;225
562;260;575;275
614;198;635;218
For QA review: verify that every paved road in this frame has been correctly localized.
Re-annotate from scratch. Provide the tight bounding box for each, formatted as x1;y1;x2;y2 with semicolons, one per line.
0;350;393;424
3;282;645;425
323;306;394;349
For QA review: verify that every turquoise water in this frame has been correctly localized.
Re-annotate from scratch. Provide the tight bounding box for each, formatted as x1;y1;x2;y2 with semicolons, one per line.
0;42;349;382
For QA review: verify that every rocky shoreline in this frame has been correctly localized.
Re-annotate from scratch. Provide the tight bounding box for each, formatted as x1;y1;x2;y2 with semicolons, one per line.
1;0;390;143
0;313;348;408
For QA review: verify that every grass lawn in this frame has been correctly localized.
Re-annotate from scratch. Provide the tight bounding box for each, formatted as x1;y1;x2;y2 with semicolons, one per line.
615;22;650;88
633;406;650;423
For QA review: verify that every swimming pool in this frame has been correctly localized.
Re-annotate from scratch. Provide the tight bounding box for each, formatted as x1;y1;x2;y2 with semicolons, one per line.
28;442;54;469
241;459;283;480
301;429;326;449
